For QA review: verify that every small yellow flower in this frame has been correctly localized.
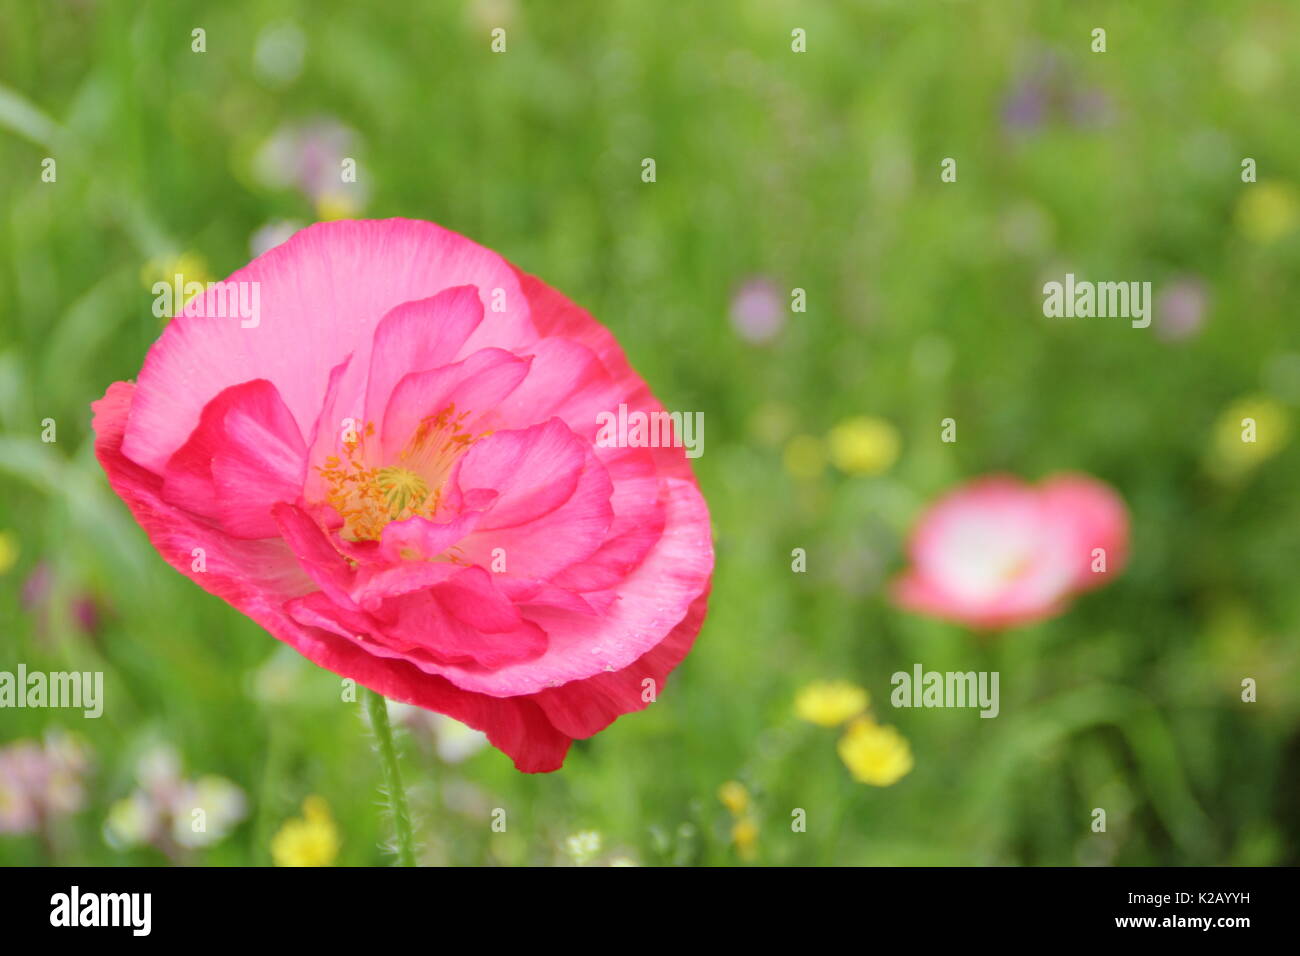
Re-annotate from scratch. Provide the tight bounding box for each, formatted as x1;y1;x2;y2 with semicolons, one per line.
794;680;869;727
1209;395;1291;478
783;434;826;480
1236;182;1300;245
139;251;211;290
731;817;758;861
837;717;913;786
827;416;900;476
717;780;750;817
271;795;340;867
315;190;362;221
0;530;19;575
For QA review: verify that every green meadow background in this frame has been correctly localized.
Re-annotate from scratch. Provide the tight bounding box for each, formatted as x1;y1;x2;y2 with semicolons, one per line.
1;0;1298;865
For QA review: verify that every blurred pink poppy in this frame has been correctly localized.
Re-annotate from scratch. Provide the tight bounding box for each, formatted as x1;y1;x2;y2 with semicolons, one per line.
891;473;1128;630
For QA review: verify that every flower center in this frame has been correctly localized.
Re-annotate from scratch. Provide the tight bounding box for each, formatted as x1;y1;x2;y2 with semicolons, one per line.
374;467;429;518
316;404;486;542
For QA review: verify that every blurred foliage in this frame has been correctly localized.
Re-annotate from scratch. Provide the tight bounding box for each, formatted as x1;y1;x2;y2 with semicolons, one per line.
1;0;1298;866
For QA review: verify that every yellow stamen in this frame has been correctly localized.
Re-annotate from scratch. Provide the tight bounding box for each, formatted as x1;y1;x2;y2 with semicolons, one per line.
315;404;487;543
374;467;429;518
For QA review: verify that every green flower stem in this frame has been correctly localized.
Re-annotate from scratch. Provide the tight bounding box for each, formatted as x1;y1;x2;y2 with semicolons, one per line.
365;689;417;866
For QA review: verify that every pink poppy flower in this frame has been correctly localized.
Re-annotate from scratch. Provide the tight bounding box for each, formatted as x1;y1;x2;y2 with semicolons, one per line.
93;218;713;772
891;473;1127;630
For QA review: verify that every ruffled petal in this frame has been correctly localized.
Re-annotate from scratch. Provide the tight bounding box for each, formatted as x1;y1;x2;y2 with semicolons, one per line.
533;585;710;739
450;418;590;531
397;476;711;696
363;286;486;426
161;380;307;539
379;348;531;459
124;219;534;473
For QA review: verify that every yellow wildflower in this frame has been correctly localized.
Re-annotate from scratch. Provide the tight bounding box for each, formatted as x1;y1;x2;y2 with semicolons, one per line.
139;251;211;290
315;190;362;221
0;530;18;575
837;717;913;786
731;817;758;861
1236;182;1300;244
827;416;900;476
271;795;340;866
717;780;750;817
795;680;869;727
1208;395;1291;479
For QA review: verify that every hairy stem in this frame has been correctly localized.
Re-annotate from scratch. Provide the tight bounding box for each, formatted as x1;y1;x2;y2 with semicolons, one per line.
365;689;417;866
